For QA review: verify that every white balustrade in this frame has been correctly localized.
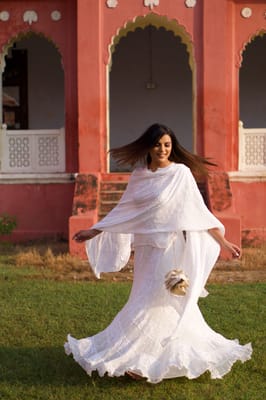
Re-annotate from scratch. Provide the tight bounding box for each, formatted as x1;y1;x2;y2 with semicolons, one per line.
0;126;65;173
238;121;266;171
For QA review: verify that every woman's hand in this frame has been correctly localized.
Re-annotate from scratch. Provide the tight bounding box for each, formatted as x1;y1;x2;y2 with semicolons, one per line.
208;228;241;258
220;238;241;259
72;229;102;243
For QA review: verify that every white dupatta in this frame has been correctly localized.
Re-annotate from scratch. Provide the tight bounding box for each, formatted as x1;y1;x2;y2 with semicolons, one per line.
86;163;224;339
86;163;224;274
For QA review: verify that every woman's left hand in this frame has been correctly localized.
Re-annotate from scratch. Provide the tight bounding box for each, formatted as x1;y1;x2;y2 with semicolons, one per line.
208;228;241;258
222;239;241;258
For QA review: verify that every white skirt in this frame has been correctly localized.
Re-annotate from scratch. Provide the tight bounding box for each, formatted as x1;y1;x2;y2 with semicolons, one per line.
64;234;252;383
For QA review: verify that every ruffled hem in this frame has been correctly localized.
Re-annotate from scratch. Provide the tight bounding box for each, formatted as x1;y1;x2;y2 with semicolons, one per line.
64;335;252;384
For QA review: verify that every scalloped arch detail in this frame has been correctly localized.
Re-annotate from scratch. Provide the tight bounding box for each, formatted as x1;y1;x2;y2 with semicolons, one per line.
108;13;194;70
237;29;266;68
0;31;63;72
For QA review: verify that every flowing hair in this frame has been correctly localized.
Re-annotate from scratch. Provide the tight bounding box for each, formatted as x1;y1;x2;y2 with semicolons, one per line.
110;123;216;179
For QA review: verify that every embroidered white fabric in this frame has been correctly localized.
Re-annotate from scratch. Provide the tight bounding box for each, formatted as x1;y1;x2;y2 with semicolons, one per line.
64;163;252;383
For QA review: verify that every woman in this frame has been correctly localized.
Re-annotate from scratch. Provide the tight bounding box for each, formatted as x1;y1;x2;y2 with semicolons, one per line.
65;123;252;383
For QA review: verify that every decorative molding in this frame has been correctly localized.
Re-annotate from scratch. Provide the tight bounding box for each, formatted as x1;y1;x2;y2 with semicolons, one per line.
23;10;38;25
144;0;159;10
241;7;252;19
106;0;118;8
0;10;10;21
51;10;61;21
0;173;74;184
185;0;196;8
228;171;266;182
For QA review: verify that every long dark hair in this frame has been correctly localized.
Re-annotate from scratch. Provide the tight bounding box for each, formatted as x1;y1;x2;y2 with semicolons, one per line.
110;123;216;178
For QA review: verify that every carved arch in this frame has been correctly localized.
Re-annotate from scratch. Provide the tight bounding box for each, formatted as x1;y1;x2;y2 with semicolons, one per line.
0;31;63;73
107;13;195;71
236;29;266;68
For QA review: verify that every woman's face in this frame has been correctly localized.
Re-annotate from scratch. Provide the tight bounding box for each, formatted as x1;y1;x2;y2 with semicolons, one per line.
149;134;172;167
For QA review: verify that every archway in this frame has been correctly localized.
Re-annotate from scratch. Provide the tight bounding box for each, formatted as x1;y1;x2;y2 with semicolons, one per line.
2;33;64;130
108;15;194;172
238;33;266;172
1;33;65;173
240;33;266;128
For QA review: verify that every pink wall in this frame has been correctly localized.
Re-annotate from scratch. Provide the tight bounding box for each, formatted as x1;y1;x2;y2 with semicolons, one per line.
0;183;75;242
230;181;266;245
77;0;105;174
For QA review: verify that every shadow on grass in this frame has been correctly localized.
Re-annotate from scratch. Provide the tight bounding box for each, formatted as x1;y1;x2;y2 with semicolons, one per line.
0;346;262;400
0;346;144;388
0;346;89;386
0;345;203;389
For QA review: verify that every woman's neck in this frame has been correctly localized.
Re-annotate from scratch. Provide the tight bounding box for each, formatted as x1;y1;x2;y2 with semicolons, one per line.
148;161;172;172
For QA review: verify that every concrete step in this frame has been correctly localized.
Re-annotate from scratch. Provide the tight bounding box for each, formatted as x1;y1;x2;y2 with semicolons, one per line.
101;181;128;192
100;191;124;202
99;180;128;218
100;201;119;214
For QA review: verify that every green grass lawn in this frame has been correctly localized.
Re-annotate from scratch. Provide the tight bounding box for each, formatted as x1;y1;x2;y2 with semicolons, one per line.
0;262;265;400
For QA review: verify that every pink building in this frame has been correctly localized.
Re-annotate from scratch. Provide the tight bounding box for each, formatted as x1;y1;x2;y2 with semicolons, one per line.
0;0;265;258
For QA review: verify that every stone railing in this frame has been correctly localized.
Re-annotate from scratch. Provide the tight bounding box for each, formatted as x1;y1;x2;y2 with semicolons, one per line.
0;126;65;173
238;120;266;171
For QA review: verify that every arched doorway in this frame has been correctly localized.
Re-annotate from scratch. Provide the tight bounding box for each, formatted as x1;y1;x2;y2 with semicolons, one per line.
239;33;266;172
108;16;194;172
1;33;65;173
240;34;266;128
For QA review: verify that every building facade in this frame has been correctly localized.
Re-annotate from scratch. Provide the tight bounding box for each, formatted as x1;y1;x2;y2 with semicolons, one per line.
0;0;265;258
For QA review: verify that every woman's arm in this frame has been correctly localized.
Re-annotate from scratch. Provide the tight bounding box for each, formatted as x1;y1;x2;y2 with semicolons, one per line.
72;229;102;243
208;227;241;258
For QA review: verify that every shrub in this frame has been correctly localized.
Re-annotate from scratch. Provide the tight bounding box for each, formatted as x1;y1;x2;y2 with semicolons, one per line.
0;213;17;235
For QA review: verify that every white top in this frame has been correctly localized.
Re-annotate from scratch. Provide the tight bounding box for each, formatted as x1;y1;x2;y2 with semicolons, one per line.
86;163;224;278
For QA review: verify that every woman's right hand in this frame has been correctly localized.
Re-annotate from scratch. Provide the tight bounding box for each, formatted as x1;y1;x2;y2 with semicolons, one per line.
72;229;102;243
